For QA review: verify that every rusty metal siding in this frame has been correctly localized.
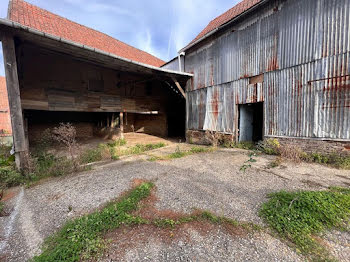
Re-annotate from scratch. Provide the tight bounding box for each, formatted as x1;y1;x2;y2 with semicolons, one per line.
264;52;350;139
185;0;350;90
189;78;264;133
185;0;350;140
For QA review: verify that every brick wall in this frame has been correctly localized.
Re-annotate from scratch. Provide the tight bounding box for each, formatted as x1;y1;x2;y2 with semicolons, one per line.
186;130;350;156
0;77;12;136
271;137;350;156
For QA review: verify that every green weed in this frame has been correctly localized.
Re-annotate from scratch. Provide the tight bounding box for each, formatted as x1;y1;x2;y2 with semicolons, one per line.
260;188;350;261
33;182;154;262
0;202;4;215
107;138;126;147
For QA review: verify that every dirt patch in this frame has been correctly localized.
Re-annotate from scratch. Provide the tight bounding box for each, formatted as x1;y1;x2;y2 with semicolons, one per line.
102;185;251;260
1;187;20;202
301;179;324;188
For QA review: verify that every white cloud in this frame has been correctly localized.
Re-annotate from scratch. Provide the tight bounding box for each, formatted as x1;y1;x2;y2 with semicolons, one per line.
0;0;238;65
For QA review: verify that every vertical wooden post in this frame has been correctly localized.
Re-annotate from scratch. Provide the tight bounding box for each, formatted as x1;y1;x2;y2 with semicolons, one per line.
2;33;29;170
119;112;124;139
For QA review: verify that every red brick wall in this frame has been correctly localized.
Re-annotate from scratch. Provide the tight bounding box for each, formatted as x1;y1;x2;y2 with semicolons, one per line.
0;77;12;136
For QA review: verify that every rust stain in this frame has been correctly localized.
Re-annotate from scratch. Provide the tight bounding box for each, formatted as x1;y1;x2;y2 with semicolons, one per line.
212;88;219;121
267;34;279;72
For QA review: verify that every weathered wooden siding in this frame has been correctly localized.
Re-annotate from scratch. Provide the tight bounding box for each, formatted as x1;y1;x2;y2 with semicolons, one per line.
19;44;167;114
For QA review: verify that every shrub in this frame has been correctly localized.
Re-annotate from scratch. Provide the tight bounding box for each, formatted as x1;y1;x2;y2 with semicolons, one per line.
0;202;3;215
278;144;302;163
0;166;24;188
257;138;280;155
52;123;79;169
34;153;75;178
205;130;224;147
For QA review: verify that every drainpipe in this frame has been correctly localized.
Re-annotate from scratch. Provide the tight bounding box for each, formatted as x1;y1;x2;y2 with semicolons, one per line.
178;51;185;72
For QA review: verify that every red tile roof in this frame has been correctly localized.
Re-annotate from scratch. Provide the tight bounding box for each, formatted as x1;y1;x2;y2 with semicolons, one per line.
8;0;165;67
184;0;263;50
0;76;12;136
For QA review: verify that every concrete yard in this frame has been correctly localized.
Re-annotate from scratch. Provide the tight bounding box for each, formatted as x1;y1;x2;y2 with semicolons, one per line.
0;145;349;262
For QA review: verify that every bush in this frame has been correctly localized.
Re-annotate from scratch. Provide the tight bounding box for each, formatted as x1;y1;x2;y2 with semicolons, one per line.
0;166;24;188
278;144;302;163
257;138;280;155
34;153;75;178
205;130;224;147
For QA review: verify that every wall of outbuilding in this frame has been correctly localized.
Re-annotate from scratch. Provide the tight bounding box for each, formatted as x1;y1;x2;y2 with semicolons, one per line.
184;0;350;150
17;43;171;140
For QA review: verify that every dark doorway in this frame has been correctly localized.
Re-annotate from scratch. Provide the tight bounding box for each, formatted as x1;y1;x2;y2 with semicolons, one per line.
238;102;263;142
167;97;186;138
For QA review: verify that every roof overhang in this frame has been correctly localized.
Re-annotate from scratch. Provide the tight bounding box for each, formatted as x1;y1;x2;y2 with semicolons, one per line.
0;18;193;82
179;0;269;53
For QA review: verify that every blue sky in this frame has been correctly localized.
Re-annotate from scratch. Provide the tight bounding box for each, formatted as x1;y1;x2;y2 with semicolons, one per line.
0;0;239;76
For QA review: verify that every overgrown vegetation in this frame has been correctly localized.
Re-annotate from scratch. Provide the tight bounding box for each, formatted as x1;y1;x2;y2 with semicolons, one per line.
33;182;154;262
0;202;4;215
33;181;258;261
256;138;350;170
260;187;350;261
0;121;168;189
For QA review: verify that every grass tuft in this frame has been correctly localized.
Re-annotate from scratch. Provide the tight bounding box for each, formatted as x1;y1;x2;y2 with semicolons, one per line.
33;182;154;262
260;188;350;261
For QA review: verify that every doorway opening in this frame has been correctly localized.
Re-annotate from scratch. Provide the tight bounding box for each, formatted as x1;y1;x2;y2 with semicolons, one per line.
238;102;263;142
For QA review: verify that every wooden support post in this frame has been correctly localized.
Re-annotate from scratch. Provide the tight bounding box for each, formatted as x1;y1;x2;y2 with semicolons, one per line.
171;77;186;99
119;112;124;139
2;33;29;170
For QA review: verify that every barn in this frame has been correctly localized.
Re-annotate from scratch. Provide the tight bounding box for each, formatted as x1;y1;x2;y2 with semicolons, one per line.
163;0;350;155
0;0;191;168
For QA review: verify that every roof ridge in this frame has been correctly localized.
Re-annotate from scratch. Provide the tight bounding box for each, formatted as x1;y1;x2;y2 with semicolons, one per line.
18;0;163;61
183;0;262;51
8;0;165;66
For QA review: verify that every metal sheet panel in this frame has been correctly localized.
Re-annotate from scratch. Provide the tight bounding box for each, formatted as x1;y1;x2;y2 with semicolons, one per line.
185;0;350;90
264;52;350;139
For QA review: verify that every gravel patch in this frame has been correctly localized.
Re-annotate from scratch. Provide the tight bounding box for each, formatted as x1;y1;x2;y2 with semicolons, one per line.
104;229;302;262
0;147;349;261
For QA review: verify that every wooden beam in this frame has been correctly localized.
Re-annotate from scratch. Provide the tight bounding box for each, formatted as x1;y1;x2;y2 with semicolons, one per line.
2;33;29;170
119;112;124;139
171;77;186;98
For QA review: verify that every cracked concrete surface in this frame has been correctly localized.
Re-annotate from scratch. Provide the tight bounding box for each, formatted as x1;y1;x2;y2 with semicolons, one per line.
0;146;349;261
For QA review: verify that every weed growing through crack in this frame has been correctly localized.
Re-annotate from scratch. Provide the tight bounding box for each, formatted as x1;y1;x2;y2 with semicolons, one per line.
148;146;214;161
240;152;257;172
34;181;259;261
33;182;154;262
260;187;350;261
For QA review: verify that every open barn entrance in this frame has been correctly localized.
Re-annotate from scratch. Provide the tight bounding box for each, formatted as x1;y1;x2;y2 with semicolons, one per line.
24;110;123;144
238;102;263;142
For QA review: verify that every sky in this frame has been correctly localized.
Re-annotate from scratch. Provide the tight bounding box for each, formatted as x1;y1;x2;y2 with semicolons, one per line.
0;0;239;77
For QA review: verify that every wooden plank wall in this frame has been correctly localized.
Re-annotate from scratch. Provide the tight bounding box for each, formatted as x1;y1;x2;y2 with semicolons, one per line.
18;44;167;113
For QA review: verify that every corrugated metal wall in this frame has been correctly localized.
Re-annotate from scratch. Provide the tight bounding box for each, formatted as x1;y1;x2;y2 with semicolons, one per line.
185;0;350;140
